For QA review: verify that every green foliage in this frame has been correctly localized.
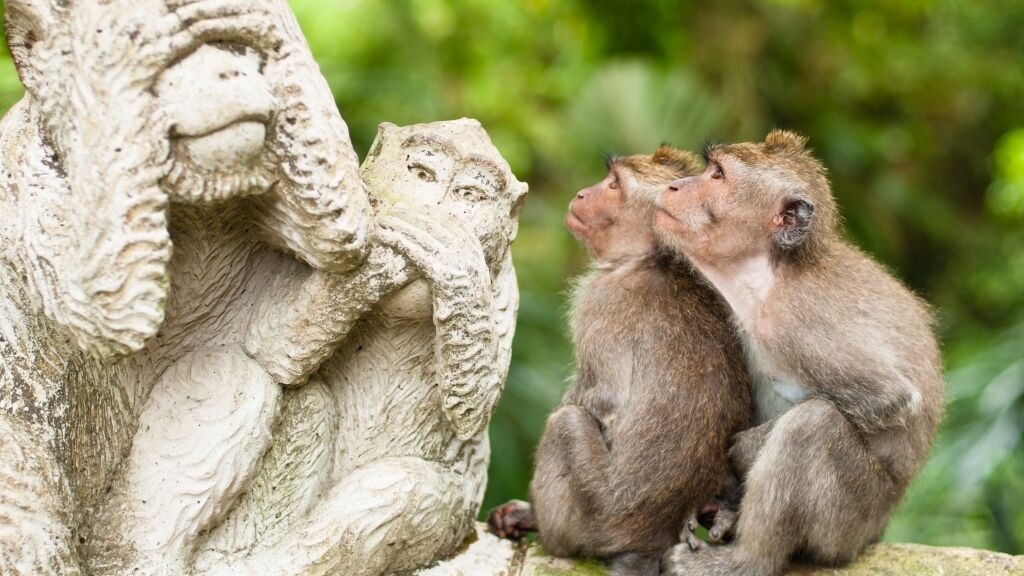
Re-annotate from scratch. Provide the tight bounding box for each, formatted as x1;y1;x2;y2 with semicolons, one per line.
0;0;1019;553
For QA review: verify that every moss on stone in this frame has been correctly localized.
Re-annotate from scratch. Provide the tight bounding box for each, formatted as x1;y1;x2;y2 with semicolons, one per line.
520;546;608;576
515;542;1024;576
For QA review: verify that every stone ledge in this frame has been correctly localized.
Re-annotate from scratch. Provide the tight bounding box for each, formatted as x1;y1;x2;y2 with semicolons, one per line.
522;542;1024;576
427;525;1024;576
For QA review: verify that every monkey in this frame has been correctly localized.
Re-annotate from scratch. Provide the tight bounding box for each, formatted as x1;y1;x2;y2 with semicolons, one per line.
488;147;752;576
656;130;944;576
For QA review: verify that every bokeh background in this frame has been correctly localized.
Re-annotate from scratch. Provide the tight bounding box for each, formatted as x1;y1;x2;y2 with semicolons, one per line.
1;0;1021;553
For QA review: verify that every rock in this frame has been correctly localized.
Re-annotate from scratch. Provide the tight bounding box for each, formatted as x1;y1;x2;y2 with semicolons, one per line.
788;543;1024;576
511;542;1024;576
417;524;527;576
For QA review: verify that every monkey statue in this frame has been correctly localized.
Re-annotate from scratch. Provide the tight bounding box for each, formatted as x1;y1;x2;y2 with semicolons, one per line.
0;0;375;573
191;118;526;576
657;130;944;576
488;147;751;576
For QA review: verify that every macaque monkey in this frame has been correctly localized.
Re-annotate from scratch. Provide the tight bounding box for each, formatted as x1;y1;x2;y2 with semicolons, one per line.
657;131;944;576
489;148;752;576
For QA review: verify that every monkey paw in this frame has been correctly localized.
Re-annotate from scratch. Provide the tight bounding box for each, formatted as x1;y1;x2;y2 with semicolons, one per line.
682;512;703;551
486;499;536;540
698;500;738;544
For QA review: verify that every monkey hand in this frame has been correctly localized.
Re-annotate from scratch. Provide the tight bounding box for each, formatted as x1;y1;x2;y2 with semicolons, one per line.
487;500;537;540
376;208;500;439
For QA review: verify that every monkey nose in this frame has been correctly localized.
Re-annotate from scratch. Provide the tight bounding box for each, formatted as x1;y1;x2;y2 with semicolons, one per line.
667;177;689;192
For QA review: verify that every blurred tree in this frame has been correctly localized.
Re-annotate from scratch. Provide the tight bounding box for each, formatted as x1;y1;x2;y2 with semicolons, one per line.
0;0;1018;553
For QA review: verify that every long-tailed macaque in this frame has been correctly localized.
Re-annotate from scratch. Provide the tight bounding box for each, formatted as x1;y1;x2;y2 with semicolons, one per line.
489;148;752;576
657;131;944;576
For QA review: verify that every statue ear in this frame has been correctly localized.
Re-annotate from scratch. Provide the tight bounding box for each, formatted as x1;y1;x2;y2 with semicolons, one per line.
4;0;58;94
366;122;398;160
506;182;528;241
773;196;814;250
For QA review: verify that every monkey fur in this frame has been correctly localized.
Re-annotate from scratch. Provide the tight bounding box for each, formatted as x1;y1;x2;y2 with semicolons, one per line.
657;130;944;576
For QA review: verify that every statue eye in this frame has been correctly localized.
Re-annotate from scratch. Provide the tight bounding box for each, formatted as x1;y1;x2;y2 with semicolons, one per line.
408;163;437;183
454;185;492;202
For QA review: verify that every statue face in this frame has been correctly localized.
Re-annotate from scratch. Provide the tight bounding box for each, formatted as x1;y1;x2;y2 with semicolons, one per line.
6;0;298;204
157;42;278;203
362;119;527;268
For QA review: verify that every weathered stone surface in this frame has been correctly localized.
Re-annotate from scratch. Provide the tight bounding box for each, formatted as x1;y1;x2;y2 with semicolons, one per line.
0;1;526;574
417;524;525;576
514;543;1024;576
788;543;1024;576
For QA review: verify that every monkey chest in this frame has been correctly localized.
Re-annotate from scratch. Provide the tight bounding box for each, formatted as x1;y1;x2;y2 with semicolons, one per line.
745;343;809;422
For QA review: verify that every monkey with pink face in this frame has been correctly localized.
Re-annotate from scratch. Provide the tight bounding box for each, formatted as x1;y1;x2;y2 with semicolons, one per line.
489;148;752;576
657;131;944;576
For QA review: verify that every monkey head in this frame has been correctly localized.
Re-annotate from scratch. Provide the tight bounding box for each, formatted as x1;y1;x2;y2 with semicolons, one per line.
157;41;278;202
2;0;366;356
655;130;838;265
361;119;528;274
566;146;701;259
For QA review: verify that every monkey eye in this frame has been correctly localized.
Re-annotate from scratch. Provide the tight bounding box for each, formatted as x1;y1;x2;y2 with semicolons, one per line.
407;163;437;183
453;184;493;202
711;164;725;180
608;175;620;189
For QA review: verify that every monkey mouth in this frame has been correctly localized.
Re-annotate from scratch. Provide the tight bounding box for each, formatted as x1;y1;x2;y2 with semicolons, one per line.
655;208;691;234
656;207;681;224
565;209;587;231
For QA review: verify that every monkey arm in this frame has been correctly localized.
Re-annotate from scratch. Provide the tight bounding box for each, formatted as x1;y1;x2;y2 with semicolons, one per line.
255;175;371;274
245;241;412;386
255;15;372;274
811;367;923;433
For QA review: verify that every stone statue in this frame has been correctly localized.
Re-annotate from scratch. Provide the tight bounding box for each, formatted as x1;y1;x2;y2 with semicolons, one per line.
0;0;525;574
197;118;525;575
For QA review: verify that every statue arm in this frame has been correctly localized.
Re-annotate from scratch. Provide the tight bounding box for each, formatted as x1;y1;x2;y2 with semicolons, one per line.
432;254;517;440
244;240;411;386
375;213;512;440
253;10;372;273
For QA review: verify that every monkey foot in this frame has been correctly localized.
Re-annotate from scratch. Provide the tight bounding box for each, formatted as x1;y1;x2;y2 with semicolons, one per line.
487;499;537;540
682;512;703;551
662;543;743;576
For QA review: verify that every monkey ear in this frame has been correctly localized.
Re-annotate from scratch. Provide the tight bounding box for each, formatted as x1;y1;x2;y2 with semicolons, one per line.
764;130;809;155
773;197;815;250
653;145;702;176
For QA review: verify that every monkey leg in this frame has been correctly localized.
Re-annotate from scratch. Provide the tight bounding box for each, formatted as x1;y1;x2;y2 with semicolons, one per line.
85;345;280;576
528;407;603;558
663;398;896;576
728;416;777;479
201;456;473;576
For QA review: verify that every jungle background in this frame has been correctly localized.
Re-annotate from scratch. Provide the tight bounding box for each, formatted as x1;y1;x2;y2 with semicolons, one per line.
1;0;1020;554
